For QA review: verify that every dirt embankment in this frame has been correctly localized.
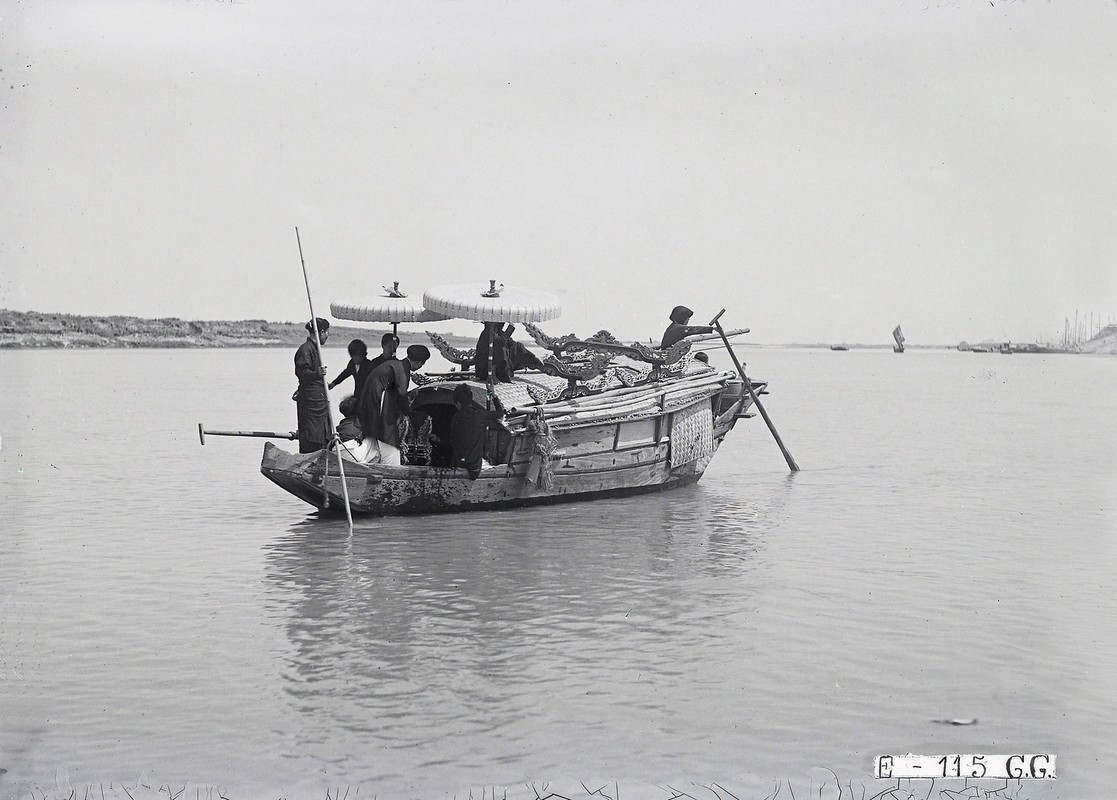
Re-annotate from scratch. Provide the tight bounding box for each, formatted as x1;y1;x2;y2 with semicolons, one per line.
1080;325;1117;355
0;309;474;349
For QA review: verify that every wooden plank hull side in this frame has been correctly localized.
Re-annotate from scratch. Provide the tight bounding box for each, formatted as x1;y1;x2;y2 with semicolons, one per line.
260;379;748;517
261;437;723;517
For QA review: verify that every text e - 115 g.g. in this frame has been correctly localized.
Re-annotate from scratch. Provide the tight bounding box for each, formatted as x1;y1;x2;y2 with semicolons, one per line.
875;754;1055;780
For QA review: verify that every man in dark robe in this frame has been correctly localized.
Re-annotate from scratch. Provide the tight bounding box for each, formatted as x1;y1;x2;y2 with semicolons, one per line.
660;305;714;349
503;325;546;373
474;321;511;382
357;344;430;466
327;338;369;398
365;332;400;376
294;318;331;453
474;323;544;382
450;384;503;479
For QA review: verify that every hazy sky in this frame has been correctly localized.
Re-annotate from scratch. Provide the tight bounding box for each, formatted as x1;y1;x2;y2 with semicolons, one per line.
2;0;1115;344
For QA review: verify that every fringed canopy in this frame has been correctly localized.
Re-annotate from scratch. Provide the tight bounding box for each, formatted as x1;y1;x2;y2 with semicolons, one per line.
423;282;562;324
330;295;449;324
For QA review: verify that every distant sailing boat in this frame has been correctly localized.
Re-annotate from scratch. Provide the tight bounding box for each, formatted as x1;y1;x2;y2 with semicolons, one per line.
892;325;905;353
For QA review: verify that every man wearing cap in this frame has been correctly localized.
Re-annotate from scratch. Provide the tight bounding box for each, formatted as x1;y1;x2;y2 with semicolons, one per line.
294;318;331;453
357;344;431;467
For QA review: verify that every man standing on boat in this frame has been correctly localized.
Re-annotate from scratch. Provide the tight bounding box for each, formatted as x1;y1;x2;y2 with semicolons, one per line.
294;318;331;454
357;343;431;466
660;305;714;349
327;338;370;398
474;321;513;382
368;332;400;371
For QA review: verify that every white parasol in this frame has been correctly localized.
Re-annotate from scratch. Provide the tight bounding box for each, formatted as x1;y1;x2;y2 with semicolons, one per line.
331;282;450;333
423;280;562;323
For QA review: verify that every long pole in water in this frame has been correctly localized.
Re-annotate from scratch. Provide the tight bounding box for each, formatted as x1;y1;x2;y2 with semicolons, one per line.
708;309;799;472
295;227;354;529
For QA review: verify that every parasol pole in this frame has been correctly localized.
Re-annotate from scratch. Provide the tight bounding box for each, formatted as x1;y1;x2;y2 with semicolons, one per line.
295;227;354;529
485;321;495;410
709;309;799;472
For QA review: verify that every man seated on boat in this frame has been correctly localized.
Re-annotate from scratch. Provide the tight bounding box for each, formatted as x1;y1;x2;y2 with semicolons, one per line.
357;344;431;467
504;324;546;373
449;383;501;479
661;305;713;349
334;395;378;463
474;322;545;383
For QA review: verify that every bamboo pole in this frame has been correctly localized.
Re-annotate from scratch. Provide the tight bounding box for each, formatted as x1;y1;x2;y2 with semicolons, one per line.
295;227;354;530
675;327;750;344
709;309;799;472
545;373;729;414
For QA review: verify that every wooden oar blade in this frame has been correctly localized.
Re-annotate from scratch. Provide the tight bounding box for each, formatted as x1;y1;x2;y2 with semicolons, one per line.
197;424;298;445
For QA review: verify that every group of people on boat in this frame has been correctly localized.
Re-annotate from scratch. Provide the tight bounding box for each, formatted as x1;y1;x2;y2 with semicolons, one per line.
295;318;431;464
292;304;714;475
294;318;498;477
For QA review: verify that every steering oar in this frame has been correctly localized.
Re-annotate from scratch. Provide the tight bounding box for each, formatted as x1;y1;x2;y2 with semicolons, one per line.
709;309;799;472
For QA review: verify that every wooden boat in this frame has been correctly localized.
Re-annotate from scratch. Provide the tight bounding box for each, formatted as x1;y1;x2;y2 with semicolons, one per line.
829;345;848;351
260;282;767;516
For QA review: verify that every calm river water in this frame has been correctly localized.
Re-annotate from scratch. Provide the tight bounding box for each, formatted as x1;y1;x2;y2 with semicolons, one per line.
1;346;1114;800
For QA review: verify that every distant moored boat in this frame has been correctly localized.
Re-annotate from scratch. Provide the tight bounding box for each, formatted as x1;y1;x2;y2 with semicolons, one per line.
892;325;905;353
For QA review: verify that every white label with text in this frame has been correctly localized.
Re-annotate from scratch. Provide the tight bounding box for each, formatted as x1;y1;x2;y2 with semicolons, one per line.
875;754;1056;780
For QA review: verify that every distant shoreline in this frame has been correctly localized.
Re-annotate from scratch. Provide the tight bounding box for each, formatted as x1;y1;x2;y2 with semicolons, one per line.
0;309;477;350
2;309;1112;353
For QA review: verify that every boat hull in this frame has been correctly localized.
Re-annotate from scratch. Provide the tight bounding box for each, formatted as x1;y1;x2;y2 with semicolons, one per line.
261;440;719;516
261;382;748;516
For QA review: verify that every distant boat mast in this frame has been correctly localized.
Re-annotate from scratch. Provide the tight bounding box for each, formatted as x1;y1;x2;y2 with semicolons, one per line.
892;325;905;353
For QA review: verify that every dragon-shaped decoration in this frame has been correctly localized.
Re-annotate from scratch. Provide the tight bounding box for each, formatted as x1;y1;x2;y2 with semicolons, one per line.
401;415;435;466
660;354;695;377
526;383;566;405
523;325;692;367
524;322;582;356
426;331;476;367
584;330;621;345
540;352;613;400
541;352;613;382
383;281;407;298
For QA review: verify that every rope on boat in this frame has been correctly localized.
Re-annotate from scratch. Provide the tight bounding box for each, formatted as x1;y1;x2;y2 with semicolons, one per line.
524;409;559;490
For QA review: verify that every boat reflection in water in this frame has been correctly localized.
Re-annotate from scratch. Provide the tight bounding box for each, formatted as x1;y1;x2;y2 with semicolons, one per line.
260;482;785;782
